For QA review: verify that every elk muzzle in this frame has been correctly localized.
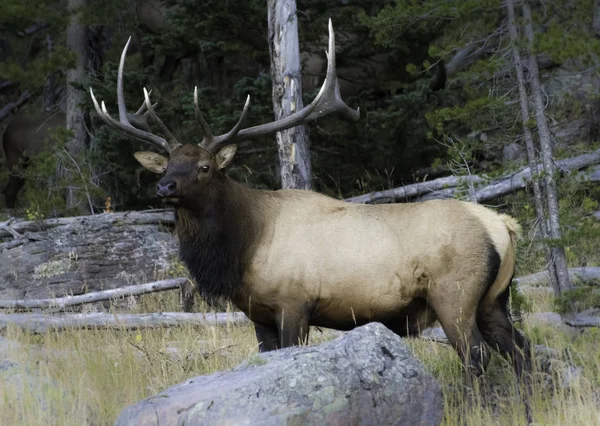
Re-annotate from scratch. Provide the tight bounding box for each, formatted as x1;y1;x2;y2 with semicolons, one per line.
156;177;177;199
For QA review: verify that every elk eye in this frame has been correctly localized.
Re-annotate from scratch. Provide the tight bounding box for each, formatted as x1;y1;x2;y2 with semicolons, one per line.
200;165;210;173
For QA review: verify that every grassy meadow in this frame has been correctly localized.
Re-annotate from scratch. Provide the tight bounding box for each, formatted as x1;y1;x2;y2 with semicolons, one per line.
0;286;599;425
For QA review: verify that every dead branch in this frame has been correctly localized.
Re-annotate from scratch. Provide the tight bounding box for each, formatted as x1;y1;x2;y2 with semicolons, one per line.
0;278;189;310
344;175;484;204
514;267;600;289
0;312;250;333
0;209;174;239
346;149;600;204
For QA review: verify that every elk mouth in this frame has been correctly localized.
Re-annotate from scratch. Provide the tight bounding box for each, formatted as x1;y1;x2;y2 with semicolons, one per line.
160;196;183;206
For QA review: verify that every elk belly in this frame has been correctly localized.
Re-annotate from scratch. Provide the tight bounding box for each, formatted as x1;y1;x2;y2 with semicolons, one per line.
242;213;426;330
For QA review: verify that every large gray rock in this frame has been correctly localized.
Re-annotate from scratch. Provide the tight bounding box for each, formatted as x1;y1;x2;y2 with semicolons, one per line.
115;322;443;426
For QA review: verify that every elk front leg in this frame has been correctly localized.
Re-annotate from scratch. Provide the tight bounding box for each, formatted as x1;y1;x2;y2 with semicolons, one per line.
254;322;279;352
276;309;310;348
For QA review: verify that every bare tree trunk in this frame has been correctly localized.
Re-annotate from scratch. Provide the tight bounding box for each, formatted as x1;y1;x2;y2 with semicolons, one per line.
43;34;58;112
65;0;90;211
593;0;600;37
506;0;560;295
267;0;311;190
522;0;572;292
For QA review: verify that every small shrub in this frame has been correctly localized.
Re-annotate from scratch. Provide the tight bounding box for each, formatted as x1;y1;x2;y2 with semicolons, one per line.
553;286;600;314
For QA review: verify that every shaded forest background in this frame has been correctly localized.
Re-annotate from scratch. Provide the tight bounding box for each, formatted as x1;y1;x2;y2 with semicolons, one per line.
1;0;600;215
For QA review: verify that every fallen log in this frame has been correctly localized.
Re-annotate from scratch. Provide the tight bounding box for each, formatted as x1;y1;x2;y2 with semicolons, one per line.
0;278;189;310
345;149;600;204
0;312;249;333
514;267;600;289
563;308;600;328
0;209;178;302
0;208;174;239
418;163;600;203
344;175;484;204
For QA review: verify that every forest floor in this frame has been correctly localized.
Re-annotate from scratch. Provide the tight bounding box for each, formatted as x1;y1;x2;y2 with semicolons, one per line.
0;286;599;426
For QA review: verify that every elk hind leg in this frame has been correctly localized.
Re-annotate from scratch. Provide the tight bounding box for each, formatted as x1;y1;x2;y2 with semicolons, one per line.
478;290;533;421
435;305;491;379
254;322;279;352
276;308;310;348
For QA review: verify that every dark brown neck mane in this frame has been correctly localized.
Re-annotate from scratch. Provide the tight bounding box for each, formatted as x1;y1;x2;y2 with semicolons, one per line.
173;177;258;303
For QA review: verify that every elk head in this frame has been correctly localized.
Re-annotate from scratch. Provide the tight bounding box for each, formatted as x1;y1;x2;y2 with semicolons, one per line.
90;19;359;210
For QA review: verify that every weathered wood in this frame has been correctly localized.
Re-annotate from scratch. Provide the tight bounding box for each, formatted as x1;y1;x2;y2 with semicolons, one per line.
563;308;600;328
0;312;249;333
0;209;174;239
268;0;311;190
64;0;90;211
346;150;600;204
507;0;560;295
0;278;189;310
594;0;600;38
514;267;600;288
0;210;177;300
344;175;484;204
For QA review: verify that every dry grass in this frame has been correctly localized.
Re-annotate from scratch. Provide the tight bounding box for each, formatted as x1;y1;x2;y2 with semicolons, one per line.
1;289;599;426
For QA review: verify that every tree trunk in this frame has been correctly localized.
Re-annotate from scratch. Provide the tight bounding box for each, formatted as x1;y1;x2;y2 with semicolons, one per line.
522;0;572;292
593;0;600;37
267;0;311;190
65;0;90;211
43;34;59;112
506;0;560;295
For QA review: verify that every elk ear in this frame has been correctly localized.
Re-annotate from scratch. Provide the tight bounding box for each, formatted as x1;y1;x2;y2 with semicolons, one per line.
134;151;168;174
216;144;237;169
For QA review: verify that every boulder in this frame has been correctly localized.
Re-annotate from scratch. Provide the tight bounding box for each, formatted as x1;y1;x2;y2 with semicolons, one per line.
115;322;443;426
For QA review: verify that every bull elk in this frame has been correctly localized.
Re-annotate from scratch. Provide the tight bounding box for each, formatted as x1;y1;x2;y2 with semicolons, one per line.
91;20;533;415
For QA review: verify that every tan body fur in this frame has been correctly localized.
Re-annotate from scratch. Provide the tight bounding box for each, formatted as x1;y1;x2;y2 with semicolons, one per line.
236;189;517;337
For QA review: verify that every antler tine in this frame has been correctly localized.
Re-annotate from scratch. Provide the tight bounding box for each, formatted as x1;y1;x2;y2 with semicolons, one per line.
116;37;132;125
304;18;360;122
90;88;172;152
201;19;359;150
143;88;181;148
133;89;152;116
194;86;215;144
205;95;251;152
89;37;174;154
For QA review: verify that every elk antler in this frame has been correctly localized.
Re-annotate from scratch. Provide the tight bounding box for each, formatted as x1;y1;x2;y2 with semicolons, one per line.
197;19;360;154
89;37;180;153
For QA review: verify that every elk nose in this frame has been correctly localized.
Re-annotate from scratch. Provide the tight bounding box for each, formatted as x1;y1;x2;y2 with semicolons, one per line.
156;179;177;198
